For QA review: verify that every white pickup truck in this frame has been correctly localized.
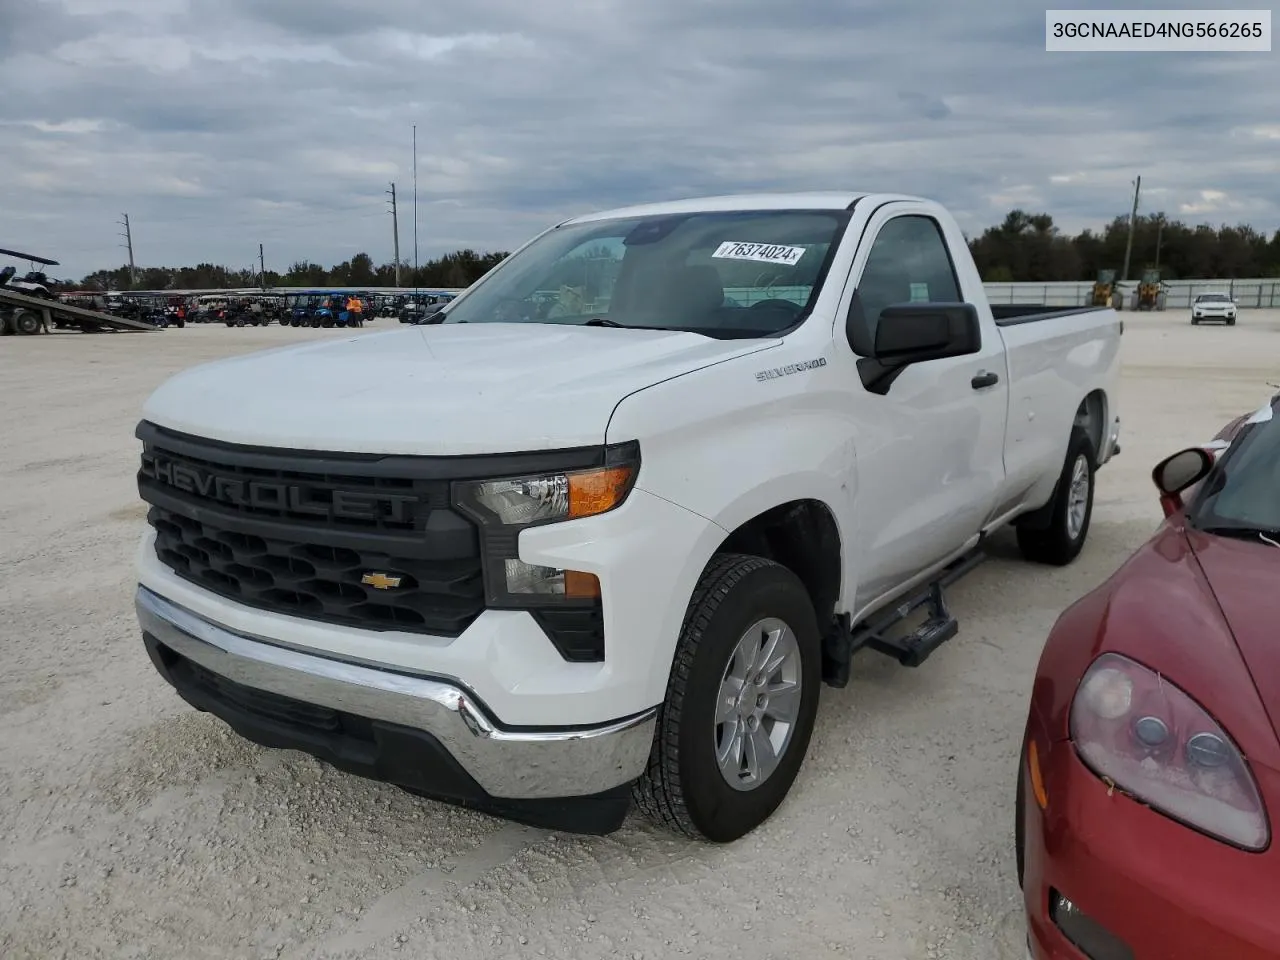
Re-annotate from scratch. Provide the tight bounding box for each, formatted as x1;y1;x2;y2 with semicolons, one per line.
133;192;1122;842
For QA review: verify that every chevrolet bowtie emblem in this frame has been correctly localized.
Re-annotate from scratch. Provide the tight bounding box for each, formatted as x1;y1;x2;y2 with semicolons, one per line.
361;572;402;590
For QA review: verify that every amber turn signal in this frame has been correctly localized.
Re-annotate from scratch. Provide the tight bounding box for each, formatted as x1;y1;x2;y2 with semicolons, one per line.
565;570;601;599
1028;739;1049;810
568;465;637;519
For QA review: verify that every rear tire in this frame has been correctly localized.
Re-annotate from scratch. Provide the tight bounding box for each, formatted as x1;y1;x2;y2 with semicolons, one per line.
632;554;822;843
1016;426;1096;566
13;309;42;335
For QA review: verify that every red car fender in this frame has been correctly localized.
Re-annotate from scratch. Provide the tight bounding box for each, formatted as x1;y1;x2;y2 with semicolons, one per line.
1029;525;1280;773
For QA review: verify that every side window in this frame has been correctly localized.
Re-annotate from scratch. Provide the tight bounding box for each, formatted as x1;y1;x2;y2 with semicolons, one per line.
854;215;962;342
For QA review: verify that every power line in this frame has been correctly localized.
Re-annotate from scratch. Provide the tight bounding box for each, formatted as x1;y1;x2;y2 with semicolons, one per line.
123;198;396;227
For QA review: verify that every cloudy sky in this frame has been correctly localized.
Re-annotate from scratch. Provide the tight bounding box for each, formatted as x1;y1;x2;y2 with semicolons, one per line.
2;0;1277;279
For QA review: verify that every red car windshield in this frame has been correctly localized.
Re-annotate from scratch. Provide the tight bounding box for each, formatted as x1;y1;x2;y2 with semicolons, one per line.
1190;397;1280;536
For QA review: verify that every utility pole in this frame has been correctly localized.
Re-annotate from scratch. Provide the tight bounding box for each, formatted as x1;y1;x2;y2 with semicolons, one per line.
1154;214;1165;273
1121;175;1141;283
259;243;266;290
119;213;136;288
412;124;419;294
387;182;401;286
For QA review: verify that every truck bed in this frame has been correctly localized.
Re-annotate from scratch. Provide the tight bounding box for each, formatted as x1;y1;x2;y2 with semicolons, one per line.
990;303;1112;326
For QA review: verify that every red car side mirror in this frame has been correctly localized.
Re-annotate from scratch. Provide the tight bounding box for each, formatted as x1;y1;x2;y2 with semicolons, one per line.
1152;447;1214;517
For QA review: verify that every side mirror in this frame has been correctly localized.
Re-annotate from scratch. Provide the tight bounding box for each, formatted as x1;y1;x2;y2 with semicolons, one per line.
871;302;981;363
414;307;444;324
1152;447;1214;517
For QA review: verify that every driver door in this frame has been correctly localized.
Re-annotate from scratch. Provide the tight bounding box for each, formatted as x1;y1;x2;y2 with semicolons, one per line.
842;206;1009;610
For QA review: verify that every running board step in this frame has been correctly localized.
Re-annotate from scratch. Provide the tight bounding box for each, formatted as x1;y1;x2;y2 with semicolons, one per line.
852;550;986;669
866;606;959;667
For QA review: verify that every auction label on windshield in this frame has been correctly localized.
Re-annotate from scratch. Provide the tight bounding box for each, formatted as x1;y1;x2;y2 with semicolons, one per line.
712;242;807;266
1046;10;1270;50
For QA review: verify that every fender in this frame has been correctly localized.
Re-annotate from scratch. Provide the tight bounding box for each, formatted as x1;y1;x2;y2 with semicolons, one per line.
606;345;858;606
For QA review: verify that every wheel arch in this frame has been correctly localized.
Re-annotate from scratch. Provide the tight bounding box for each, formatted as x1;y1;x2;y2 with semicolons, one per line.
712;498;843;633
1073;389;1108;465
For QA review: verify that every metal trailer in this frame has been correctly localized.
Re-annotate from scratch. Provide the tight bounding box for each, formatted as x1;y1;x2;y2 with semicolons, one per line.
1;245;158;335
0;286;158;335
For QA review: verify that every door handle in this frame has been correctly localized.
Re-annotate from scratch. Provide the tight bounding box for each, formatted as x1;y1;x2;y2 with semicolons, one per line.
971;371;999;389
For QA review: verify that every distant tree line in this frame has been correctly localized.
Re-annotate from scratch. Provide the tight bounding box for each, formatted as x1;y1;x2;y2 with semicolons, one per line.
78;249;509;291
75;210;1280;290
968;211;1280;282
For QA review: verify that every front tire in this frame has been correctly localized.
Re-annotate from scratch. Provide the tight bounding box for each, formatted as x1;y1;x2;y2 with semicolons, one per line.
1016;426;1096;566
632;554;821;843
1015;741;1027;890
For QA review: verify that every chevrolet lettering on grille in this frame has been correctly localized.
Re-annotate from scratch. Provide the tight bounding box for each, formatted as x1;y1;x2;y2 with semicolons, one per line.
140;453;420;523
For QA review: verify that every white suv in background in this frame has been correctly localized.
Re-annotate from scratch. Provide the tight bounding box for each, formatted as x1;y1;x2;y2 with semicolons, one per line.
1191;292;1237;325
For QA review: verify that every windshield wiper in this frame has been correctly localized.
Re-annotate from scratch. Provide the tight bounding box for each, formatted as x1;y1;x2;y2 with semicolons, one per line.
581;318;710;335
1198;524;1280;547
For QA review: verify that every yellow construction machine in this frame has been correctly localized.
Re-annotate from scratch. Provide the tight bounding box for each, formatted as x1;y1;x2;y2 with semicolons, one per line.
1136;269;1166;310
1089;269;1119;308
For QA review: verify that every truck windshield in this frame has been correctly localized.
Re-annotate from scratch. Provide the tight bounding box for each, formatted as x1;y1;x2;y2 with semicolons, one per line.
439;209;850;338
1190;398;1280;538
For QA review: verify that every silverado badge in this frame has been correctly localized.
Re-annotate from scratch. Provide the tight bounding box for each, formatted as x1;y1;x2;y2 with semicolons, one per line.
361;572;402;590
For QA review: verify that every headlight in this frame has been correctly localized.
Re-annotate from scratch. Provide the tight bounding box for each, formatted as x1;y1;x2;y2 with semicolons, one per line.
1070;653;1269;850
454;442;640;606
460;465;636;526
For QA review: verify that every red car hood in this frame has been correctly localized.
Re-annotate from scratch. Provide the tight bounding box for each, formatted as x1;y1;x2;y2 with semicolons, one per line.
1193;532;1280;743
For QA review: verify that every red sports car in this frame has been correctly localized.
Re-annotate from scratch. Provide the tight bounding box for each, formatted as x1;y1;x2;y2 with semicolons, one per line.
1019;392;1280;960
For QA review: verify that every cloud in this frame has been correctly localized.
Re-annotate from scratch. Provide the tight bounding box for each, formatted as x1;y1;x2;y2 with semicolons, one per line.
1233;124;1280;141
0;0;1277;278
0;117;109;134
1178;189;1255;217
373;30;518;61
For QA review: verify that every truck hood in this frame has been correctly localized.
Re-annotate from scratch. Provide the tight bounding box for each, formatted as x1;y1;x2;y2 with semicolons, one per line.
1193;535;1280;746
142;322;776;454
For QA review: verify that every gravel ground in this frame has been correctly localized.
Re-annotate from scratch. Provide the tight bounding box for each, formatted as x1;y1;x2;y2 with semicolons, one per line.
2;310;1278;960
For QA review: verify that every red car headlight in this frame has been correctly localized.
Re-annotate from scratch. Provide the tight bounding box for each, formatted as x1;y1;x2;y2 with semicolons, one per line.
1070;652;1269;851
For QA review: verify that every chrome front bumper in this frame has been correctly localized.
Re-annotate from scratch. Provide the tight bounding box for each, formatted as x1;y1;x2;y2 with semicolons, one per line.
135;586;656;800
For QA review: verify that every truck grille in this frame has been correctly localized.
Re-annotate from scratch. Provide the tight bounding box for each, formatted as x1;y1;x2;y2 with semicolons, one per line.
137;422;485;636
